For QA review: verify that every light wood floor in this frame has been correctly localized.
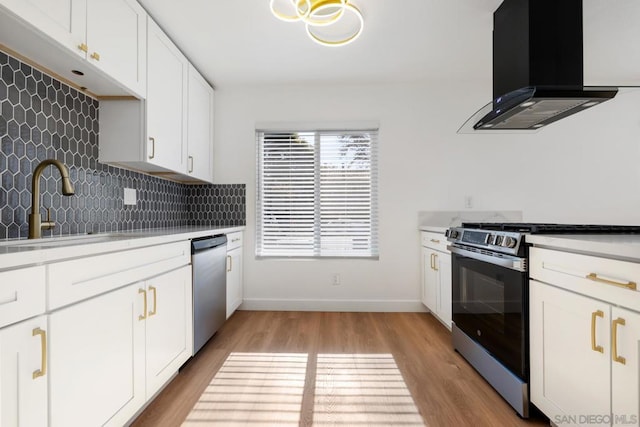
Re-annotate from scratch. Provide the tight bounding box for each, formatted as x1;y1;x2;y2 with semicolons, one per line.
132;311;549;427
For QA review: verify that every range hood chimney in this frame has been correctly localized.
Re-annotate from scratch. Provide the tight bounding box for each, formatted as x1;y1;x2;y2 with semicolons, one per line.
462;0;618;132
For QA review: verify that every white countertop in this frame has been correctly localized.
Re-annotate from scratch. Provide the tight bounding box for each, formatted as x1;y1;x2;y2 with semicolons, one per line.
0;226;245;271
527;234;640;261
419;225;448;234
417;210;523;229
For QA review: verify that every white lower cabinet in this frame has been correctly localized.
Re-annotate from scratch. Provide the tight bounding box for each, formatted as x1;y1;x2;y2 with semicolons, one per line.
530;246;640;427
530;280;611;425
48;265;192;427
48;284;145;427
143;266;193;397
226;232;243;318
612;306;640;427
0;315;48;427
420;231;452;329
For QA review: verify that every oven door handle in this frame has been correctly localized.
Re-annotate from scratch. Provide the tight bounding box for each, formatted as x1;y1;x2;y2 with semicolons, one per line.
448;245;527;272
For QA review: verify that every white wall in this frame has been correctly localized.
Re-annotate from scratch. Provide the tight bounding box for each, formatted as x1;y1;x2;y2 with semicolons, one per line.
213;81;640;311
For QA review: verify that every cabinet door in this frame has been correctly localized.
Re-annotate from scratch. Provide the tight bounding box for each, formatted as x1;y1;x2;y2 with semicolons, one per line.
146;18;187;173
435;251;452;328
48;284;145;427
85;0;146;96
187;64;214;183
611;306;640;427
145;266;192;397
0;316;48;427
421;247;437;312
530;280;611;426
226;247;243;318
0;0;86;58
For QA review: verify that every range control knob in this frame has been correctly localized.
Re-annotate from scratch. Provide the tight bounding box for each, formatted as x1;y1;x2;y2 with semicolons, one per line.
494;235;504;246
447;230;459;239
502;236;517;248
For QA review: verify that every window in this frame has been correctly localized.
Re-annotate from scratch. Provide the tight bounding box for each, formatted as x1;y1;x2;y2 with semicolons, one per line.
256;129;378;258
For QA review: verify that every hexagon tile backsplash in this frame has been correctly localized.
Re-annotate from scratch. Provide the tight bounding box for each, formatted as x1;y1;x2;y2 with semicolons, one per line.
0;50;245;240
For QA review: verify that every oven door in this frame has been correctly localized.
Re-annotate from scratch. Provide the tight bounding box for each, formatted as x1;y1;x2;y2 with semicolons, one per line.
450;246;528;380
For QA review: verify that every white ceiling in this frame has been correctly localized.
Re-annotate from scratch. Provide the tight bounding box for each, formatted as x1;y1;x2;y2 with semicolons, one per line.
137;0;502;88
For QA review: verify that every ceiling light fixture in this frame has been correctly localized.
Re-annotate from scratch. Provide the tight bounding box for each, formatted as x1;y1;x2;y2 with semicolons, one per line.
270;0;364;47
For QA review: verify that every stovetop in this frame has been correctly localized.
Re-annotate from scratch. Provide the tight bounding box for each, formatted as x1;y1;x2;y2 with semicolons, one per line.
460;223;640;234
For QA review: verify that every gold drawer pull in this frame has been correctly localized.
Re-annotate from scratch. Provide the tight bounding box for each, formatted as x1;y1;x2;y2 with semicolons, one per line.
430;239;440;244
612;317;626;365
90;51;100;61
586;273;637;290
429;253;434;270
139;288;147;320
433;253;438;271
148;286;157;317
32;328;47;379
591;310;604;353
227;255;232;272
77;43;88;52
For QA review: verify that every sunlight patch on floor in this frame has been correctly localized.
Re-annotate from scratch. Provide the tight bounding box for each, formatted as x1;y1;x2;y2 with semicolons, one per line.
313;353;425;426
182;352;424;426
182;352;307;426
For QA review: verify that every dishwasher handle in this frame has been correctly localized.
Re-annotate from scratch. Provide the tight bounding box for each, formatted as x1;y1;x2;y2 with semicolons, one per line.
191;235;227;253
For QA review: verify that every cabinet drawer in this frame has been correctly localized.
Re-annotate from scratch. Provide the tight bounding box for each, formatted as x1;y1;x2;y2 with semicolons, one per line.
0;266;46;328
48;241;190;310
421;231;448;253
530;247;640;312
227;232;243;251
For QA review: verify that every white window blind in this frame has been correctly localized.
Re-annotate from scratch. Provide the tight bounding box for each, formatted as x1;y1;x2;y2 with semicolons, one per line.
256;129;378;258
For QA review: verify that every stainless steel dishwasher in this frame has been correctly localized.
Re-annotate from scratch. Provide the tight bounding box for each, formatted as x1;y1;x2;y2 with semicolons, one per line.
191;235;227;355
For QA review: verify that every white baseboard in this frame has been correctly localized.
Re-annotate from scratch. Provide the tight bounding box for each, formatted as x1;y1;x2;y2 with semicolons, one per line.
239;298;427;312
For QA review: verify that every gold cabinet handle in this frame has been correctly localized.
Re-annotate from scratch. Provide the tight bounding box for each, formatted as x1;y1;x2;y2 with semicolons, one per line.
612;317;626;365
586;273;637;290
138;288;147;320
188;156;194;173
429;253;434;270
32;328;47;379
591;310;604;353
90;51;100;61
77;43;88;52
227;255;232;272
148;137;155;159
148;286;157;317
430;239;440;244
433;253;438;271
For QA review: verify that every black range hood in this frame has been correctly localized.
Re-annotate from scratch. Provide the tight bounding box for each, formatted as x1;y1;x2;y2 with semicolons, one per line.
468;0;618;131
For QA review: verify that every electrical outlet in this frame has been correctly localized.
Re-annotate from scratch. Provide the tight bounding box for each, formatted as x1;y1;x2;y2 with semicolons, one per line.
464;195;473;209
332;273;341;286
124;188;137;206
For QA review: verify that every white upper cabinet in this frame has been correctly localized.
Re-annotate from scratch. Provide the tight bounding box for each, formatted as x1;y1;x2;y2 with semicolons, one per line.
84;0;146;96
0;0;146;97
186;64;214;183
0;0;86;56
145;17;188;173
99;16;215;183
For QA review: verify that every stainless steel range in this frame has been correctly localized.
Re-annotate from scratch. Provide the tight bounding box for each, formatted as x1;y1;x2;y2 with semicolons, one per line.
445;223;640;418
